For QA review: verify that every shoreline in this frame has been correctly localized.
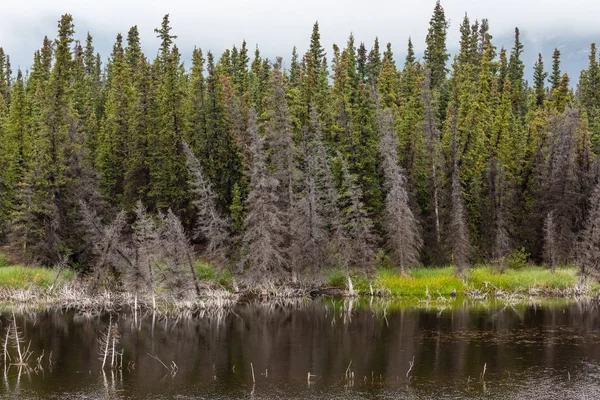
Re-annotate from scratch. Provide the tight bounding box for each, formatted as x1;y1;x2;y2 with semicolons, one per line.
0;277;594;314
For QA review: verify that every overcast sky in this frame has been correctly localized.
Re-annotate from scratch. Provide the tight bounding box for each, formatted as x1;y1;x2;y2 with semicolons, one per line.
1;0;599;81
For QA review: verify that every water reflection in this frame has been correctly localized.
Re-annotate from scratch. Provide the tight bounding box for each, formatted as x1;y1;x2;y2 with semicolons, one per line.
0;299;599;399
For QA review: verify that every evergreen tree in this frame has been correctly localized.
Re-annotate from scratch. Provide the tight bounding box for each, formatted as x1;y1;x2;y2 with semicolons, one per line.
424;0;449;90
507;28;527;119
0;71;28;235
579;43;600;153
366;37;382;84
533;53;548;107
549;48;562;93
97;34;131;202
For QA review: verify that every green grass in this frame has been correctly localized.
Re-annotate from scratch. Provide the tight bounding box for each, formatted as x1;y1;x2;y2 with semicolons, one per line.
466;265;579;291
0;266;75;290
329;265;585;298
195;262;233;287
0;250;75;290
374;267;464;297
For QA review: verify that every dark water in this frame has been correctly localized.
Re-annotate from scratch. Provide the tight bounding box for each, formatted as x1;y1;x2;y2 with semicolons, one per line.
0;299;599;399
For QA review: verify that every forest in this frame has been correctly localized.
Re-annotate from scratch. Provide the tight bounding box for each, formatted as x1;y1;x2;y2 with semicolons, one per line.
1;1;600;293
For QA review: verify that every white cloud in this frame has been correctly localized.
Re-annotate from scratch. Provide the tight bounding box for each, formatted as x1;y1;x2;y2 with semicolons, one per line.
1;0;598;76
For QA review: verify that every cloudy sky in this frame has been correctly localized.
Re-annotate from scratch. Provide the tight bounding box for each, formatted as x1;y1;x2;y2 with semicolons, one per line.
1;0;599;82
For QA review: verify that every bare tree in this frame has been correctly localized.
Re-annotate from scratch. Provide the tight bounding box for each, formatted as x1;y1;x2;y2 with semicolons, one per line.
378;109;422;272
490;158;511;269
288;163;328;281
158;210;199;298
543;210;558;271
183;141;231;268
533;108;586;264
239;110;288;283
288;110;340;280
81;200;200;299
447;109;470;273
79;202;128;290
579;181;600;279
338;155;378;284
422;70;443;261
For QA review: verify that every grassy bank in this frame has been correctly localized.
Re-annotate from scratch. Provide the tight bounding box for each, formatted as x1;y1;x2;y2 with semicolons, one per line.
343;266;593;298
0;249;595;303
0;252;74;290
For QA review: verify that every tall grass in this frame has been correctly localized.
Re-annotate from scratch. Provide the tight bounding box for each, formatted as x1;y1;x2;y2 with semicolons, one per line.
0;251;75;290
329;265;586;297
375;267;463;297
467;266;579;291
0;266;75;290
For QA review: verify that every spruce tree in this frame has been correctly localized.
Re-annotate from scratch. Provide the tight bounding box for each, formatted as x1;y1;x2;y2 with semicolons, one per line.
579;43;600;153
97;33;131;202
507;28;527;119
533;53;548;107
424;0;449;90
379;109;422;271
549;48;562;93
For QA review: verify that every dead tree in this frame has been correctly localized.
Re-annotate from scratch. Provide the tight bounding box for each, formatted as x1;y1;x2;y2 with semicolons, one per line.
81;200;199;300
79;202;129;290
338;156;378;286
378;109;422;272
490;158;511;269
447;109;471;273
534;108;586;264
579;181;600;279
421;69;443;262
543;211;559;271
158;210;199;298
288;110;339;279
183;141;231;268
239;110;288;283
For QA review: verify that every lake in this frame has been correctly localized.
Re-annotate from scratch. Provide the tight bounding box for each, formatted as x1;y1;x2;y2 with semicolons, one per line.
0;298;599;399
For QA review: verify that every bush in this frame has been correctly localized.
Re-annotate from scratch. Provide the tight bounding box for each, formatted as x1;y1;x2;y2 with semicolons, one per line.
506;248;530;270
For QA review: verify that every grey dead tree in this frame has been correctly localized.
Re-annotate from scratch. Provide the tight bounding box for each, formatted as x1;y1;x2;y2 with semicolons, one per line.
449;161;471;273
79;202;129;291
130;202;159;305
578;181;600;280
543;210;559;271
490;158;511;270
338;155;378;293
421;69;444;260
81;200;199;300
239;110;288;284
156;210;199;299
80;201;153;298
265;58;297;280
288;111;336;280
535;108;586;265
447;106;470;274
378;108;422;273
288;159;328;281
183;141;233;280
